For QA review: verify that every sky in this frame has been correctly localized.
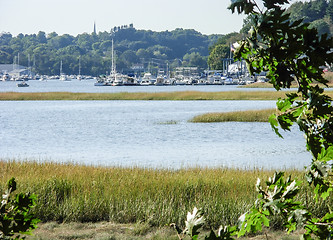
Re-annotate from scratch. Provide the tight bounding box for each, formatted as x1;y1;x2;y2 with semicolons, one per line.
0;0;246;36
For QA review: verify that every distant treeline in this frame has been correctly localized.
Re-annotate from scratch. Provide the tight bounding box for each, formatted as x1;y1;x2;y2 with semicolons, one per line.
287;0;333;35
0;26;221;76
0;0;332;76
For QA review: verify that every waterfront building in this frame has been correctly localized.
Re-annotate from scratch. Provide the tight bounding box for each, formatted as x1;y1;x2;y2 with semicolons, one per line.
0;64;34;78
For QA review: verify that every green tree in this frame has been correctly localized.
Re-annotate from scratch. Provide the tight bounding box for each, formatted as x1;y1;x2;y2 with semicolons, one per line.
48;34;74;49
136;48;152;60
327;0;333;22
309;18;331;36
36;31;47;44
100;40;113;51
120;50;138;66
46;32;58;39
310;0;328;22
183;52;207;69
207;44;230;70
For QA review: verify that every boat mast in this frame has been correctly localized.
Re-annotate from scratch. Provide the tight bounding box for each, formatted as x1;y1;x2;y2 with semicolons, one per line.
60;60;63;76
78;56;81;76
111;39;116;75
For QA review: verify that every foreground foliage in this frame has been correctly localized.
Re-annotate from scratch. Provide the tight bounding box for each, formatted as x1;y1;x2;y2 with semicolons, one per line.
0;178;39;239
172;0;333;239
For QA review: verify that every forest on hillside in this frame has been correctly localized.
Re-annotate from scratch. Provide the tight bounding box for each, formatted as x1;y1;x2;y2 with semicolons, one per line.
0;0;332;76
0;27;220;76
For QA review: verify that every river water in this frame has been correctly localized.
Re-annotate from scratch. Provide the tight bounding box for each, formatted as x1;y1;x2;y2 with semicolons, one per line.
0;79;312;169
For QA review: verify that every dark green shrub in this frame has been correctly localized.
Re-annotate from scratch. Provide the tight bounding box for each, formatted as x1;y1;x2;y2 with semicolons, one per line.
0;177;39;239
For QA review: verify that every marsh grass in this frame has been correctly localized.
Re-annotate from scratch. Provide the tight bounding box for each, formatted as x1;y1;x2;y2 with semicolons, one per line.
190;108;276;122
0;91;295;101
1;160;328;230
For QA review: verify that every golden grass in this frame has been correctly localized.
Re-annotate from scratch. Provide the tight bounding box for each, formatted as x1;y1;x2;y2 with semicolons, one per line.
190;108;276;122
1;90;332;101
0;160;305;227
0;91;293;101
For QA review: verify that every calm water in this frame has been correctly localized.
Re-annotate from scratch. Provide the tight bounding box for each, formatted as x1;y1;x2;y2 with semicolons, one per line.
0;100;311;169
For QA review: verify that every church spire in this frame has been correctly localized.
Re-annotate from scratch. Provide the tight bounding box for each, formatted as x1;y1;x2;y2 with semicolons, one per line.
93;21;96;34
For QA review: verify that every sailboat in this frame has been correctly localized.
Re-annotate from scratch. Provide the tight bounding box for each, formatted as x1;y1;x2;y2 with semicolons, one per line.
109;39;124;86
59;60;70;81
77;56;82;80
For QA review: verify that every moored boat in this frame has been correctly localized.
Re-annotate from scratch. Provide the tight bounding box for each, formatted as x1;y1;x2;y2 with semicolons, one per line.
17;81;29;87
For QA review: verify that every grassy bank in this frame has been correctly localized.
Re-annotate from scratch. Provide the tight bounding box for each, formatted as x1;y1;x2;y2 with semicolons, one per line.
190;108;276;122
0;160;329;231
1;91;333;101
0;91;294;101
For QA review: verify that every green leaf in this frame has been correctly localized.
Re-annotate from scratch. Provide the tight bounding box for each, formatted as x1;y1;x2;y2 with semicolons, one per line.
7;177;17;192
276;98;292;112
261;215;270;227
228;0;257;14
269;114;283;138
317;146;333;162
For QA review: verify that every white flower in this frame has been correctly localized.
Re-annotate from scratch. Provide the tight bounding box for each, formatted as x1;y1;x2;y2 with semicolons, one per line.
2;193;9;200
255;178;261;191
282;180;298;198
238;212;248;229
185;207;205;235
232;42;240;50
238;213;246;223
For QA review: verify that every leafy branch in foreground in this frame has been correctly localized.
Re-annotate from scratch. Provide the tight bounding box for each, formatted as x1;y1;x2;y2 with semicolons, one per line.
230;0;333;238
0;177;39;240
173;0;333;239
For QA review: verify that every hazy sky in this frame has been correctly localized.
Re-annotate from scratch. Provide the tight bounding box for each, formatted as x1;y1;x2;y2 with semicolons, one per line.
0;0;246;36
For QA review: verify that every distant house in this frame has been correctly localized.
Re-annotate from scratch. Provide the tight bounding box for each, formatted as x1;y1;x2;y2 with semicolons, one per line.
131;64;144;70
175;67;198;76
0;64;33;77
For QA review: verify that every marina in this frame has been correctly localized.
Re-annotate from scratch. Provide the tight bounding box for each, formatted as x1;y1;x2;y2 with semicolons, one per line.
0;77;278;93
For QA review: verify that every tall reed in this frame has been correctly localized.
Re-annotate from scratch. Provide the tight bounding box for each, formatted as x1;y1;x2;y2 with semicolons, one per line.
1;160;327;229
